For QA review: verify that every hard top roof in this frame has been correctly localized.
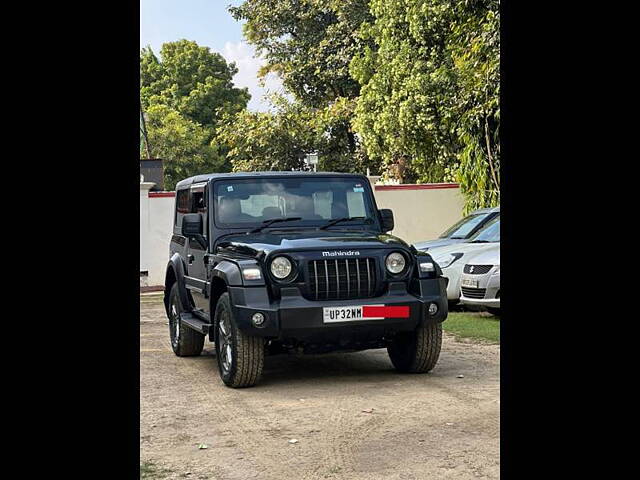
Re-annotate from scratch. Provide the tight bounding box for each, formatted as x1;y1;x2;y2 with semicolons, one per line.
175;171;367;190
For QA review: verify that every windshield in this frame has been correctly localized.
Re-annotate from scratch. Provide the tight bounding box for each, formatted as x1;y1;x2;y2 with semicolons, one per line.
439;213;491;239
213;177;377;229
468;215;500;243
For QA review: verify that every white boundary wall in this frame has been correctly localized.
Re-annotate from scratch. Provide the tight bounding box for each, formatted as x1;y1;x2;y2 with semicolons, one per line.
140;184;175;287
140;182;464;288
372;184;465;244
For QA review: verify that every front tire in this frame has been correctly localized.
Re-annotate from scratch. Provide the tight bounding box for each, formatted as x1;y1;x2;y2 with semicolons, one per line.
387;322;442;373
167;283;205;357
214;293;264;388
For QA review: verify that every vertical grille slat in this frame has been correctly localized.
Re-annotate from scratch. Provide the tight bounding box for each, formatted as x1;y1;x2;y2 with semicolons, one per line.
313;261;318;299
346;260;350;297
307;257;377;301
324;260;329;299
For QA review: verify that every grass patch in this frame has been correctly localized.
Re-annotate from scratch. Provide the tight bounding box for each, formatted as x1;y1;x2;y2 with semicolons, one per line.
140;461;171;479
443;312;500;343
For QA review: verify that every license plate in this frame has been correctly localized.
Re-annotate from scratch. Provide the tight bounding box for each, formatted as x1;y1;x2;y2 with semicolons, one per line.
323;305;384;323
461;278;479;288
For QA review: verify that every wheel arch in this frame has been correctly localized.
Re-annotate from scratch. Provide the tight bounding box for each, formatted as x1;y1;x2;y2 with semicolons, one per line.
164;253;192;315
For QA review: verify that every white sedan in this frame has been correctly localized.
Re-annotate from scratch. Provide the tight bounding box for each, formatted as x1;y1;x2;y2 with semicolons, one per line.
423;216;500;304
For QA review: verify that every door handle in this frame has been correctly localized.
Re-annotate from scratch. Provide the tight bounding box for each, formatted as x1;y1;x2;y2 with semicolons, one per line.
187;254;195;264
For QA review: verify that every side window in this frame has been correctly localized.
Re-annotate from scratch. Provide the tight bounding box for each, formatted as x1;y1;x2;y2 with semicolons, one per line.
175;188;190;230
191;185;207;237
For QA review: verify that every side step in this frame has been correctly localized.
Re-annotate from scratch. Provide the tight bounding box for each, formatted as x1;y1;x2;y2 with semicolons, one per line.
179;312;211;334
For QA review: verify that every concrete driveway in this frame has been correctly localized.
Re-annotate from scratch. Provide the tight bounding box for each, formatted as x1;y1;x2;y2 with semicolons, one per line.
140;295;500;480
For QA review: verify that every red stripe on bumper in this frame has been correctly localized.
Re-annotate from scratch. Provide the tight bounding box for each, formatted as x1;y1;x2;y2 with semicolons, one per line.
362;306;410;318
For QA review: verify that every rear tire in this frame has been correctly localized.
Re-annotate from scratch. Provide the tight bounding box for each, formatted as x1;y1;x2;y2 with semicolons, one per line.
214;293;264;388
388;322;442;373
167;283;205;357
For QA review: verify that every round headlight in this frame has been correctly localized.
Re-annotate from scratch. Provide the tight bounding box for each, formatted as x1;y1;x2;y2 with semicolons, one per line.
270;256;293;279
385;252;406;274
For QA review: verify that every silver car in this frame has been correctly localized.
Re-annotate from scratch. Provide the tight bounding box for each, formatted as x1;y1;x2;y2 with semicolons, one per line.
413;206;499;251
459;245;500;315
427;216;500;304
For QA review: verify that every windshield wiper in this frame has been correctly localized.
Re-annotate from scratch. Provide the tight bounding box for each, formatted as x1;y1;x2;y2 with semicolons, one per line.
319;216;366;230
249;217;302;233
471;239;491;243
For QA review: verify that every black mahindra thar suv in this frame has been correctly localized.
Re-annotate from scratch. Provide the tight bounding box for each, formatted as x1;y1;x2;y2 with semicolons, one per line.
164;172;448;387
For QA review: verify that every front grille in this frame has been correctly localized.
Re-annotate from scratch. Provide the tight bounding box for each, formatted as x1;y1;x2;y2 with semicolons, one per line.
463;264;493;274
308;258;376;300
461;287;487;299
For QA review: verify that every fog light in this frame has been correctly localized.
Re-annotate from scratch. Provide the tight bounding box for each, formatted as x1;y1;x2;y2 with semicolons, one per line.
251;312;266;327
428;303;438;316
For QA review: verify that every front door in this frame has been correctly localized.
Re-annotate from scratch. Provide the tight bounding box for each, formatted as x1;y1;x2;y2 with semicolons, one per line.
184;182;209;313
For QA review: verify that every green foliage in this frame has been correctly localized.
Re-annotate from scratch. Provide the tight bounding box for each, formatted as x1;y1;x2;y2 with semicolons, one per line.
140;7;500;210
229;0;371;107
229;0;374;171
218;97;318;172
351;0;500;210
448;3;500;213
218;94;377;174
145;105;226;190
140;40;250;187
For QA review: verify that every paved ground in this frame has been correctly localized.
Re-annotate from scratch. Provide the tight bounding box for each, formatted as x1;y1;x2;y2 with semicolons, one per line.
141;295;500;480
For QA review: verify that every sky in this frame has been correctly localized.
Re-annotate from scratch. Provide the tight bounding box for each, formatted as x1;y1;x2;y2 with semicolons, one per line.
140;0;283;112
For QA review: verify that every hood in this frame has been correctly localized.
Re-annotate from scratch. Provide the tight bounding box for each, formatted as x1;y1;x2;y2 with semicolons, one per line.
413;238;466;251
427;241;500;262
215;230;411;259
463;244;500;266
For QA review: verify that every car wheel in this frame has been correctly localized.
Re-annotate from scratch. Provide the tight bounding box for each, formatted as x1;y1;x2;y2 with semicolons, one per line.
214;293;264;388
167;283;205;357
387;321;442;373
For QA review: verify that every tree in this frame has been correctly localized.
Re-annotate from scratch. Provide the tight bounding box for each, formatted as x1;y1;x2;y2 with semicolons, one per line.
145;105;225;190
229;0;375;173
140;40;250;183
448;1;500;212
218;96;319;172
350;0;499;209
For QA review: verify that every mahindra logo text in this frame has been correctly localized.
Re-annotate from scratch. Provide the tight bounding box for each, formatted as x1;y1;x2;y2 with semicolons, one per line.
322;250;361;257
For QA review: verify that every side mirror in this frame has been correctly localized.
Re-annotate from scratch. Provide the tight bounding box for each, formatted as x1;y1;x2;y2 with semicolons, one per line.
181;213;202;237
182;213;208;249
379;208;394;232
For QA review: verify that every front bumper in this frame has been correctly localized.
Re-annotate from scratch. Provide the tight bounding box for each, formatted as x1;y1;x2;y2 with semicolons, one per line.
459;268;500;308
227;277;448;339
459;296;500;308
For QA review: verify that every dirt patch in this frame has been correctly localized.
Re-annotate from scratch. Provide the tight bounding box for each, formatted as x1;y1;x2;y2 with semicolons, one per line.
141;298;499;479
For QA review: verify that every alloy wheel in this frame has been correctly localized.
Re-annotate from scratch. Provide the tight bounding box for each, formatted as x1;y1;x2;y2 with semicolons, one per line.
218;310;233;375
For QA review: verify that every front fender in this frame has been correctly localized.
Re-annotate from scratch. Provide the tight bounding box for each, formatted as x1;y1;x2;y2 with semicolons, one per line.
211;259;266;288
211;260;244;287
